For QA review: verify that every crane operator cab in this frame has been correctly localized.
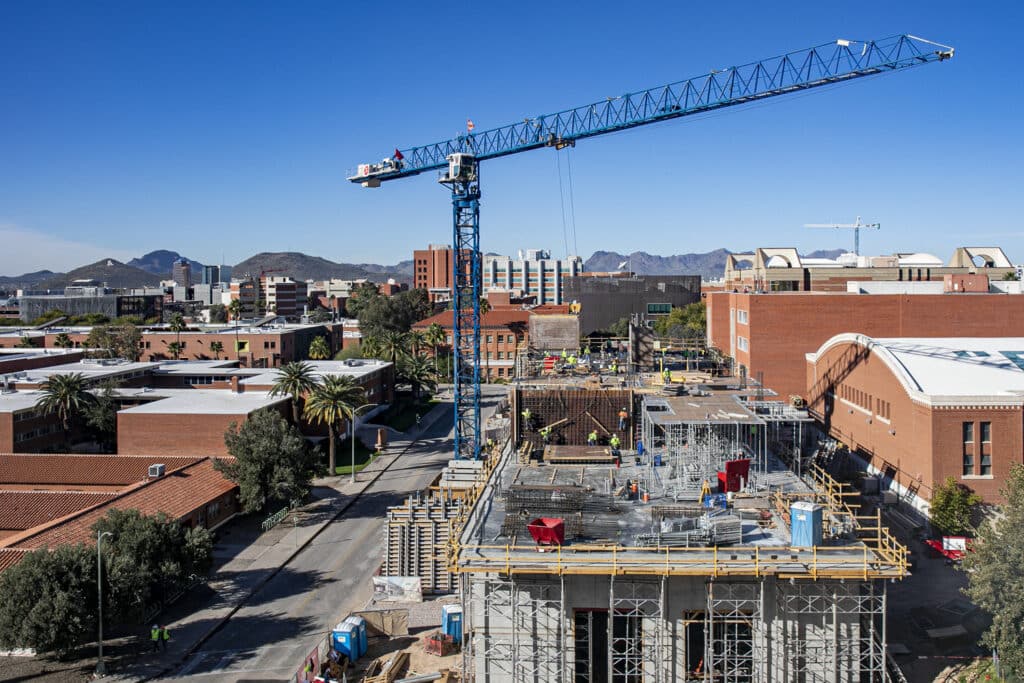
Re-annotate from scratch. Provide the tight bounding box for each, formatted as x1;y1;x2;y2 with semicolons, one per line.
439;153;477;185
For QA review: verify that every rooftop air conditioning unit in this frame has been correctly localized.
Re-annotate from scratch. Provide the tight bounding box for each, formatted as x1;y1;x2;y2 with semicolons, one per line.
148;464;166;478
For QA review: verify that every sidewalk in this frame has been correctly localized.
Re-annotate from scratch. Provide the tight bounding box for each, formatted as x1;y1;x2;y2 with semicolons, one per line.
110;401;453;681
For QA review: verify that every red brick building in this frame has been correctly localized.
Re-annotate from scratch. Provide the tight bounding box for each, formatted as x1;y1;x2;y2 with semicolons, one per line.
805;335;1024;508
413;309;530;380
413;244;455;303
707;290;1024;401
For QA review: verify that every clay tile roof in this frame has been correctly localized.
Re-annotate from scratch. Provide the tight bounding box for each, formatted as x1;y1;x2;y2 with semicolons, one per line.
0;454;204;487
0;548;29;572
0;491;119;531
5;459;237;551
413;309;531;330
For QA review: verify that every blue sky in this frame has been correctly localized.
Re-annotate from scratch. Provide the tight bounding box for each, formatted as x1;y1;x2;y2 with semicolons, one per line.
1;1;1021;273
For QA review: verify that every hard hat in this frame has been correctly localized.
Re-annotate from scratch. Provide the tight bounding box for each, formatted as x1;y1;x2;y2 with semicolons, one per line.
153;625;158;629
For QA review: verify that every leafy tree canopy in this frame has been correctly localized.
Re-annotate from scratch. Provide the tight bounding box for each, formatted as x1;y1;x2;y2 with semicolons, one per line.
0;544;97;655
216;409;318;512
208;303;228;323
84;378;120;452
653;302;706;338
85;324;141;361
357;289;430;339
607;317;630;338
92;509;213;623
307;336;331;360
930;476;981;536
964;465;1024;675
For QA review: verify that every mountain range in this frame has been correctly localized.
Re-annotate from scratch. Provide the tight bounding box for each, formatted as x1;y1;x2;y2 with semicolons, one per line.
1;247;842;292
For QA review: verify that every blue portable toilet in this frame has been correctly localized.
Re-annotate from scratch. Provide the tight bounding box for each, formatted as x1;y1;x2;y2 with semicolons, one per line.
652;454;662;467
441;604;463;642
331;621;357;662
345;616;368;659
637;441;645;456
790;501;823;547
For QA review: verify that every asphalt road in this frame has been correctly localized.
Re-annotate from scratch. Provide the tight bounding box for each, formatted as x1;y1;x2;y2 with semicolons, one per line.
162;389;505;682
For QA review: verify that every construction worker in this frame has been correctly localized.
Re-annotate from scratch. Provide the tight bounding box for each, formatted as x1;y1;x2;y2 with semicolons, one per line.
609;434;621;453
663;368;671;384
540;425;551;443
521;407;532;430
561;348;568;361
486;437;495;452
610;361;618;375
583;344;591;359
151;625;161;653
618;407;629;430
588;430;598;446
568;354;577;367
160;625;171;651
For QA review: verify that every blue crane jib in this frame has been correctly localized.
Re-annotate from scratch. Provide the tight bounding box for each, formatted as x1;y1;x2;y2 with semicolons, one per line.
348;35;953;186
348;34;953;461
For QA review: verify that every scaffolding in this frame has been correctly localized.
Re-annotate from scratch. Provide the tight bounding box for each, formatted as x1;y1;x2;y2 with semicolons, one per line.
704;581;761;682
774;580;887;683
609;577;668;683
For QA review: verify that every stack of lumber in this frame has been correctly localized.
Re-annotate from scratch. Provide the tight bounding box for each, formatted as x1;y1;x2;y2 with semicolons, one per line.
383;494;463;594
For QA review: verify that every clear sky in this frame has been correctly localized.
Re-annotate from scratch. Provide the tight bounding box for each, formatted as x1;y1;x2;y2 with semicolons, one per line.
1;1;1021;274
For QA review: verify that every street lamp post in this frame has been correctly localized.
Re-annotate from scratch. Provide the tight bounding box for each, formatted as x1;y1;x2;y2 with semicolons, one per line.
349;403;379;485
96;530;114;677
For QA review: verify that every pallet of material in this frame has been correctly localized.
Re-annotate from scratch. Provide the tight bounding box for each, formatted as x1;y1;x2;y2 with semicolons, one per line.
544;445;616;465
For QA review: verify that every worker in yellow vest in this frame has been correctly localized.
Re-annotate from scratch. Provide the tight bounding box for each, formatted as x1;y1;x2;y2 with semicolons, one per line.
540;426;552;443
609;434;621;454
151;625;161;653
588;430;598;446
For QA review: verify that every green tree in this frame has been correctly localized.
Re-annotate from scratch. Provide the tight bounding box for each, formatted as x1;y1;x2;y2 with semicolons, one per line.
92;509;213;622
31;308;67;325
210;340;224;359
608;317;630;338
375;330;411;365
399;354;437;399
1002;271;1020;281
165;340;184;360
357;288;431;339
930;476;981;535
53;332;73;349
84;379;120;452
303;375;366;475
35;372;93;448
16;335;35;348
216;409;318;512
653;302;706;338
479;297;491;314
334;345;365;361
964;464;1024;675
169;312;186;352
270;361;320;425
344;282;382;319
424;322;446;376
84;324;141;361
307;336;331;360
208;303;228;323
0;544;97;655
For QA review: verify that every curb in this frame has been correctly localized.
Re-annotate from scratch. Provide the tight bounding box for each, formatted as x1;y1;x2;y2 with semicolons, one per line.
135;415;450;682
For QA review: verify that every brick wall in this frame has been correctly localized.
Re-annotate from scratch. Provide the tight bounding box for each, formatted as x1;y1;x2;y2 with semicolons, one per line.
117;403;290;457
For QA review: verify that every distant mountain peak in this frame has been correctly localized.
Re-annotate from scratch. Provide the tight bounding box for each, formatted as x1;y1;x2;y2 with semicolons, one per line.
128;250;204;275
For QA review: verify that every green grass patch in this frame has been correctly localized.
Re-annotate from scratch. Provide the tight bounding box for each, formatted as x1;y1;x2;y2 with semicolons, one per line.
332;438;379;475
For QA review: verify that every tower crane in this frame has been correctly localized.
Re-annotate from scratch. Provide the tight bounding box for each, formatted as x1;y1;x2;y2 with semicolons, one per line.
805;216;881;256
349;34;954;460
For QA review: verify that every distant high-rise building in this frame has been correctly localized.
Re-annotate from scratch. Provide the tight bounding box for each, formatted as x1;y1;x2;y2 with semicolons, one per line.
413;244;455;303
172;259;192;289
483;249;583;305
202;265;220;285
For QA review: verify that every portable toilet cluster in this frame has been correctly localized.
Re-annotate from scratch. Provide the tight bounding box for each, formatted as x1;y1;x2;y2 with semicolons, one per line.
441;604;463;642
790;501;824;548
331;615;368;662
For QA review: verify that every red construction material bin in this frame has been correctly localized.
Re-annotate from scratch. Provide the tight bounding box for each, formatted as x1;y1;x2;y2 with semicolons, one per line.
717;458;751;493
527;517;565;546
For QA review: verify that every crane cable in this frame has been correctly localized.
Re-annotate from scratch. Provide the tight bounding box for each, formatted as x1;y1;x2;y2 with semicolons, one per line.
555;149;570;260
555;148;581;260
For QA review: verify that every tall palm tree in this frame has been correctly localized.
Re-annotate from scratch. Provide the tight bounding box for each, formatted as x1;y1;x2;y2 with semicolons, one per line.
308;336;330;360
479;297;491;314
210;340;224;360
400;354;437;399
424;322;446;378
377;330;411;366
53;332;73;349
227;301;242;360
303;375;366;475
166;340;183;360
270;361;320;425
35;372;93;450
169;313;186;360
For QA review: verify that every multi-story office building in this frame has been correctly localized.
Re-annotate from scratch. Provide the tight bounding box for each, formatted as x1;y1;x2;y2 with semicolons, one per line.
483;249;583;305
172;258;192;289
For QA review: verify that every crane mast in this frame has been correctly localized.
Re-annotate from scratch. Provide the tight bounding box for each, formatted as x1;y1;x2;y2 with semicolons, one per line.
349;34;953;460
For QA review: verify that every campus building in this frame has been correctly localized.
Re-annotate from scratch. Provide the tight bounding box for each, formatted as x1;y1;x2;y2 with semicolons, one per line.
483;249;583;306
413;309;530;381
563;274;701;335
413;244;458;303
806;335;1024;508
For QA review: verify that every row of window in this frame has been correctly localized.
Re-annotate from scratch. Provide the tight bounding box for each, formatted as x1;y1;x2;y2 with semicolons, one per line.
183;376;218;385
485;352;516;360
14;423;59;443
14;409;41;422
875;398;891;420
839;383;871;411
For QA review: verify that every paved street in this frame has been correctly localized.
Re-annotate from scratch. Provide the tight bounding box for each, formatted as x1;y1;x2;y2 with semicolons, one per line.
148;387;505;682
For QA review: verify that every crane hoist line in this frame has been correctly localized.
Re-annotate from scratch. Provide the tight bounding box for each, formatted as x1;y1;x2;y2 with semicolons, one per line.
348;34;954;461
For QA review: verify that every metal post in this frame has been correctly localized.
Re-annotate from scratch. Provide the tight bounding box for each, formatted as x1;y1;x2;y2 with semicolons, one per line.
96;530;113;676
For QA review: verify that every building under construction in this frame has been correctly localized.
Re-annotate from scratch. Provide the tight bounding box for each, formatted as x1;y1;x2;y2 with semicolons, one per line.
448;376;905;682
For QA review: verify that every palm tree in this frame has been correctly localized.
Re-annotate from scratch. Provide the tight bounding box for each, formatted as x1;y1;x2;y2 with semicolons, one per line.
424;322;446;378
479;297;491;314
53;332;72;349
409;331;427;356
270;361;320;425
35;372;93;450
169;313;186;359
16;336;35;348
304;375;366;475
308;336;330;360
210;341;224;360
377;330;411;366
165;340;183;360
400;354;437;399
228;299;243;360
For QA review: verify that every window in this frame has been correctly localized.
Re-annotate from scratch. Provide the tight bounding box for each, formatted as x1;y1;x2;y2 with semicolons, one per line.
497;368;504;376
963;452;974;477
981;421;991;443
647;303;671;315
496;352;503;360
737;336;748;352
486;335;493;343
963;422;974;443
980;453;992;476
487;352;493;360
736;309;748;324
